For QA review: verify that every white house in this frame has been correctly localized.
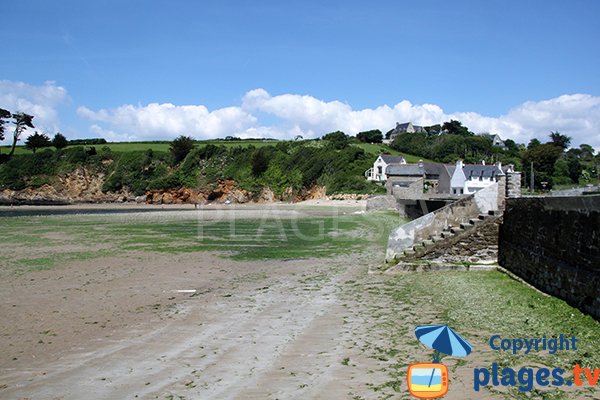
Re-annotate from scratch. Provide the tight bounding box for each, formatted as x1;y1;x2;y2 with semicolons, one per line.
450;160;505;195
365;154;406;182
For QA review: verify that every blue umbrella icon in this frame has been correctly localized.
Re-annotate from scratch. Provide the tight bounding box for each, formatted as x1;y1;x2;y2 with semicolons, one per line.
415;324;472;359
415;324;473;387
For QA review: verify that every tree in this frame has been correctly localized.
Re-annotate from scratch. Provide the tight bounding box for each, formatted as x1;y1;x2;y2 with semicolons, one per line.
522;143;563;188
442;120;471;136
52;132;68;149
0;108;11;142
549;131;571;150
527;138;541;150
169;135;195;165
356;129;383;143
322;130;349;149
579;144;595;162
250;147;272;176
24;132;52;153
8;112;35;157
424;124;442;135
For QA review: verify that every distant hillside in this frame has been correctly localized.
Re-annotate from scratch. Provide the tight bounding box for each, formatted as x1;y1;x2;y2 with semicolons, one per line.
0;138;417;204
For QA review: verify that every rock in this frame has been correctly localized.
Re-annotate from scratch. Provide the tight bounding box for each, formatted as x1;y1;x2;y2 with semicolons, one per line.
152;192;163;204
161;192;174;204
135;195;147;203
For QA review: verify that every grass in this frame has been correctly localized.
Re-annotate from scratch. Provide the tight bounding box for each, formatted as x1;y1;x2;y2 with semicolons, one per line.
1;139;288;155
358;271;600;399
353;142;434;163
2;139;431;163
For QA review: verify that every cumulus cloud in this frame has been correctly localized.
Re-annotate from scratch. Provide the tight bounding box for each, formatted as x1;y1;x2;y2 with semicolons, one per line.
501;94;600;148
240;89;600;150
0;80;69;141
77;103;257;141
0;82;580;151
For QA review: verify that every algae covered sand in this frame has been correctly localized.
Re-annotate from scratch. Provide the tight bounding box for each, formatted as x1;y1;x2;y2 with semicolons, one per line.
0;204;598;399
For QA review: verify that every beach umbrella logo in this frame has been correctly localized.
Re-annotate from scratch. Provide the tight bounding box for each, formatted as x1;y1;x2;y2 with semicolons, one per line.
415;324;472;361
407;324;472;399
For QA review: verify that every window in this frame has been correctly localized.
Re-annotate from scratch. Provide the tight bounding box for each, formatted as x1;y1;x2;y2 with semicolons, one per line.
377;166;383;174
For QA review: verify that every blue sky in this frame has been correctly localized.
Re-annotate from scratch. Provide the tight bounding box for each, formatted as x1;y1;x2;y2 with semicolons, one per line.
1;0;600;149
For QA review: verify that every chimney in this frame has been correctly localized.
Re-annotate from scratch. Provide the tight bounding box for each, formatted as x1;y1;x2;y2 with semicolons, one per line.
456;159;464;169
418;159;424;168
480;160;485;165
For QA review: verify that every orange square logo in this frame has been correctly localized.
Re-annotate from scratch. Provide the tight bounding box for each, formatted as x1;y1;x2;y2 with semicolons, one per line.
407;363;449;399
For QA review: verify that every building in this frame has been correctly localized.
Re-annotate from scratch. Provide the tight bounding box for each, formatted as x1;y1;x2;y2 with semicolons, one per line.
386;122;428;142
385;161;454;197
365;154;406;182
478;133;507;150
449;160;505;195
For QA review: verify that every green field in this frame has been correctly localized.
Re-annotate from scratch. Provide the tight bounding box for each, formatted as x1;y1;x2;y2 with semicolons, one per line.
1;139;429;162
0;139;280;155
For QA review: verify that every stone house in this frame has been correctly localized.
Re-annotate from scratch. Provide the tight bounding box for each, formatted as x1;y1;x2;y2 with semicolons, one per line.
385;161;454;197
386;122;428;142
365;154;406;182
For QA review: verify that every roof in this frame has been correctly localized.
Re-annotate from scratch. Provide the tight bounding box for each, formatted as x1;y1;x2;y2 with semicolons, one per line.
386;164;424;176
444;165;456;176
380;154;406;164
396;122;411;129
463;164;505;179
422;163;449;177
386;162;455;177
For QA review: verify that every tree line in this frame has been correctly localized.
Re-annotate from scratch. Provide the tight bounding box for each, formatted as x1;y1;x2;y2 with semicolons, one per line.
2;107;598;191
388;120;599;189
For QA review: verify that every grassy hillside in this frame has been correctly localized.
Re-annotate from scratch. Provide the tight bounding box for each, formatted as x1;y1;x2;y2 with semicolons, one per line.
2;139;425;160
0;138;425;198
0;139;278;155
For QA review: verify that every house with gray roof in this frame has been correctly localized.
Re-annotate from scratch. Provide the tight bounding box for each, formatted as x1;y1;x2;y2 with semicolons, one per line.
365;154;406;182
385;122;428;142
450;160;505;195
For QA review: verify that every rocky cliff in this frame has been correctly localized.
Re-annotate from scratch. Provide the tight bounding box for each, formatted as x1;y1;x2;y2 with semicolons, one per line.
0;168;331;205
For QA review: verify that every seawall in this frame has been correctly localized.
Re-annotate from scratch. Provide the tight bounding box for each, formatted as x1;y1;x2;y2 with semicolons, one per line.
498;196;600;319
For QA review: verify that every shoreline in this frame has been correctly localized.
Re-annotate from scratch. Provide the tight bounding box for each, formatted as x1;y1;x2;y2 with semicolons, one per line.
0;198;368;217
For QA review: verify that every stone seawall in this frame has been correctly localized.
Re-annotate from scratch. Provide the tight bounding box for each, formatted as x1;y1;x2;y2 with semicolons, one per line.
498;196;600;319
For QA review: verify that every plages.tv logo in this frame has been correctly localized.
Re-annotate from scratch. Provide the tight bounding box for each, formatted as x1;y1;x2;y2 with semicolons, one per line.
407;324;473;399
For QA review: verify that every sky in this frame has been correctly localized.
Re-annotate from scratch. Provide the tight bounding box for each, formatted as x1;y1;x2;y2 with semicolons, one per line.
1;0;600;150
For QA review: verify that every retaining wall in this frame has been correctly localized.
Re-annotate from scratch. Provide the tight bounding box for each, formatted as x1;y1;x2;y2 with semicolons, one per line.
385;183;499;262
498;196;600;319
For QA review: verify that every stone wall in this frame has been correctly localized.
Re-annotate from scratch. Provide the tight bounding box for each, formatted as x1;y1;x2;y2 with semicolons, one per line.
498;196;600;319
386;182;499;262
386;176;423;198
506;172;521;198
420;216;502;264
366;195;397;211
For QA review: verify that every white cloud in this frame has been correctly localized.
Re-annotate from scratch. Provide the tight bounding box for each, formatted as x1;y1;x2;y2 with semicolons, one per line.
240;89;600;150
77;103;257;141
0;80;69;141
1;80;592;151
